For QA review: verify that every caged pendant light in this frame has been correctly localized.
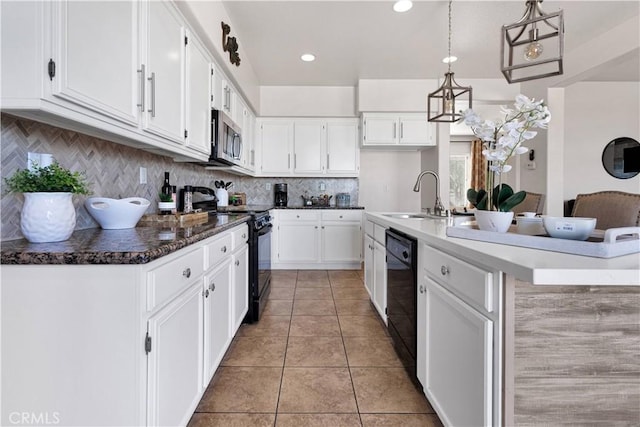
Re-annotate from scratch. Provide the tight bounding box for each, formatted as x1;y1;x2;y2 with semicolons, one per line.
427;0;472;123
501;0;564;83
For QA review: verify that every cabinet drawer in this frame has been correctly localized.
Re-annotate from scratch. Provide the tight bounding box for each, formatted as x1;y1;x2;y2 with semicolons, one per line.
231;224;249;249
373;224;386;243
206;233;233;268
279;210;320;221
365;220;374;236
147;247;205;311
422;245;494;313
321;210;362;221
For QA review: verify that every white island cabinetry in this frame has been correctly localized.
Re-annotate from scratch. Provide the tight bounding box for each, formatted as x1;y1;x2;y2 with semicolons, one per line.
1;222;249;427
363;219;387;322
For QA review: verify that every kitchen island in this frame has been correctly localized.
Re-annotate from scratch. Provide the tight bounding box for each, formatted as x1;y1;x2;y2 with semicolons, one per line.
366;212;639;426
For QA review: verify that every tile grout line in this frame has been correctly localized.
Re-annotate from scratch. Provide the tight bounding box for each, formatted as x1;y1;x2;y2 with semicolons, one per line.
330;272;365;427
272;269;298;426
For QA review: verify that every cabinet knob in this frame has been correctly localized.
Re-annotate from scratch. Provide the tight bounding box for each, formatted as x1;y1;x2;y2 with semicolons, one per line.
183;267;191;278
242;233;247;239
235;260;240;266
221;246;227;253
440;265;449;276
204;289;209;298
419;285;425;294
339;215;343;218
209;282;216;292
296;215;300;218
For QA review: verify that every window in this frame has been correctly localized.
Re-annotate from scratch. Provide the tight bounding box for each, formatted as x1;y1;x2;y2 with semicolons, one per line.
450;141;472;208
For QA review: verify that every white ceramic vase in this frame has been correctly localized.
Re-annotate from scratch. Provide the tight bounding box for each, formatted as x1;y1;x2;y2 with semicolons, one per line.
21;192;76;243
474;210;514;233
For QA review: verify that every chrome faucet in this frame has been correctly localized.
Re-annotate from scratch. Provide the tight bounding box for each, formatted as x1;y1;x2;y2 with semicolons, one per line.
413;170;446;216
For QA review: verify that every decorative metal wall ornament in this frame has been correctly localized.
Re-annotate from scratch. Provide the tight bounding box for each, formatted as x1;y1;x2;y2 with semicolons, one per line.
427;0;472;123
501;0;564;83
221;21;241;66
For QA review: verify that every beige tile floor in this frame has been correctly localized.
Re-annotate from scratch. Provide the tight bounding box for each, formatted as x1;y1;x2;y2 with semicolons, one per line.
189;270;444;427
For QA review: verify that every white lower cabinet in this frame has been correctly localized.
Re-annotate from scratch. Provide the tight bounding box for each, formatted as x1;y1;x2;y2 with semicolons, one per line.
424;278;493;427
146;281;204;427
203;258;232;386
273;209;362;269
0;223;249;427
363;220;387;322
419;243;501;427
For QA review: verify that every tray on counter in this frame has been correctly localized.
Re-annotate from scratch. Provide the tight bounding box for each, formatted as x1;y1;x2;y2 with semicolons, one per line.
446;224;640;258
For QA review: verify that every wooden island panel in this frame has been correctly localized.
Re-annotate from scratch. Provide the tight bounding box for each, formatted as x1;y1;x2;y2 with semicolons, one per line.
505;278;640;425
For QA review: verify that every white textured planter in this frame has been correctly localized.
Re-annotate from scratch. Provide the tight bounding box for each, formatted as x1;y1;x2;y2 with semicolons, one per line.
474;210;514;233
21;192;76;243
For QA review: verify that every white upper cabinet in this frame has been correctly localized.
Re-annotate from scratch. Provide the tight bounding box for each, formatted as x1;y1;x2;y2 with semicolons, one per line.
185;31;212;155
259;120;294;175
294;120;325;174
221;78;237;124
141;0;185;144
257;117;359;177
52;1;139;126
326;119;360;174
362;113;435;148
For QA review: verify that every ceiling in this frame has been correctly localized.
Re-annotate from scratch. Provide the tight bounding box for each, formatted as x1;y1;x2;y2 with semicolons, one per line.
221;0;639;86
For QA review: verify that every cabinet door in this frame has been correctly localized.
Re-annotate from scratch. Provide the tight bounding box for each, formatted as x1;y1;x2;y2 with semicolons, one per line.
416;274;427;389
399;115;433;145
243;108;256;171
260;121;293;175
147;282;203;427
425;278;493;427
363;115;398;145
53;1;139;126
321;222;361;262
221;79;236;122
293;120;325;174
211;64;223;111
364;234;374;298
278;222;319;262
203;259;232;386
185;32;211;155
143;0;185;143
232;244;249;334
373;240;387;321
326;120;359;174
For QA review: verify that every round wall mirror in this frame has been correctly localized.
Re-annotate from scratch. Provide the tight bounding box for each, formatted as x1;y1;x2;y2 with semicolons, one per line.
601;137;640;179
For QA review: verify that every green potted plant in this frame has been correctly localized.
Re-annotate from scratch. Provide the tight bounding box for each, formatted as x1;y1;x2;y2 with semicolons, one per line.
158;192;176;215
4;161;90;242
461;94;550;232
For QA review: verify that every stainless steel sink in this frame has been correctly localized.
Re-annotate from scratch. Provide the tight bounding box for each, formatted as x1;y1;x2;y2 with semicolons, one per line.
383;213;430;219
383;212;450;220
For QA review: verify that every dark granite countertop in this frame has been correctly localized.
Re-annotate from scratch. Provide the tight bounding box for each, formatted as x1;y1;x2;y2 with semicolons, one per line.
1;214;250;265
275;206;365;210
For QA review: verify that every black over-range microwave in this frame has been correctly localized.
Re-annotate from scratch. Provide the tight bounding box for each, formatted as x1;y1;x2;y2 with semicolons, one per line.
208;109;243;167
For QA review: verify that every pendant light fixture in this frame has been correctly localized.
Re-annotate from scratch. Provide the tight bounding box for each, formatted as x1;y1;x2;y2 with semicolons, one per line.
501;0;564;83
427;0;472;123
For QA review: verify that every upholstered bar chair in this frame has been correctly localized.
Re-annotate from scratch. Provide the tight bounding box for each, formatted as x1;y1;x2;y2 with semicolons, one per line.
571;191;640;230
513;191;545;215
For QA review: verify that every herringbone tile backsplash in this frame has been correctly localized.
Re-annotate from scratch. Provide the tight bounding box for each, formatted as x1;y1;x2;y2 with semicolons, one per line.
1;115;358;241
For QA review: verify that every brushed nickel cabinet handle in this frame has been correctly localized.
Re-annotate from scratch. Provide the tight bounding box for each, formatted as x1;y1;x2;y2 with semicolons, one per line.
235;260;240;266
147;72;156;117
441;265;449;276
183;267;191;278
221;246;227;253
209;282;215;292
137;64;145;111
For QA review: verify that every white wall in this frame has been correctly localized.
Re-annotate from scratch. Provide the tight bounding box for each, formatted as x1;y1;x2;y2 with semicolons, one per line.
358;150;422;212
260;86;356;117
562;82;640;200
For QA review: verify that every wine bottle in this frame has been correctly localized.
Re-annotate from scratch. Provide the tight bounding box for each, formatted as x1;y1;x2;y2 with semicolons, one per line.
161;172;171;197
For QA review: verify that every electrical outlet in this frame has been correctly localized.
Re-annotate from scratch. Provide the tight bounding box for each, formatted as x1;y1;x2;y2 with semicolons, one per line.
139;167;147;184
266;183;271;190
27;152;53;171
319;182;326;191
526;161;536;170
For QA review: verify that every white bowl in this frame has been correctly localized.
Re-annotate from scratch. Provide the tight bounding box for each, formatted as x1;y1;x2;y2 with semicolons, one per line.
542;216;597;241
85;197;150;229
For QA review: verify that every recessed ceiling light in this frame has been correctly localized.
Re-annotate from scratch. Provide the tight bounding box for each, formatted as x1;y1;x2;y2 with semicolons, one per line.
393;0;413;13
301;53;315;62
442;55;458;64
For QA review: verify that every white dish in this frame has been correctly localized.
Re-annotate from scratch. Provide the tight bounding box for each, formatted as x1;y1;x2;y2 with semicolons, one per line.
542;216;596;241
85;197;150;229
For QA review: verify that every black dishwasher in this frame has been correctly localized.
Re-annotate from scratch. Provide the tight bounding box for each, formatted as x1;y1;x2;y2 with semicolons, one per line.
386;228;418;385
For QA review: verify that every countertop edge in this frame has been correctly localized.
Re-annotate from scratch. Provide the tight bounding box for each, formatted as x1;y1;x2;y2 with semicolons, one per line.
366;212;640;287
